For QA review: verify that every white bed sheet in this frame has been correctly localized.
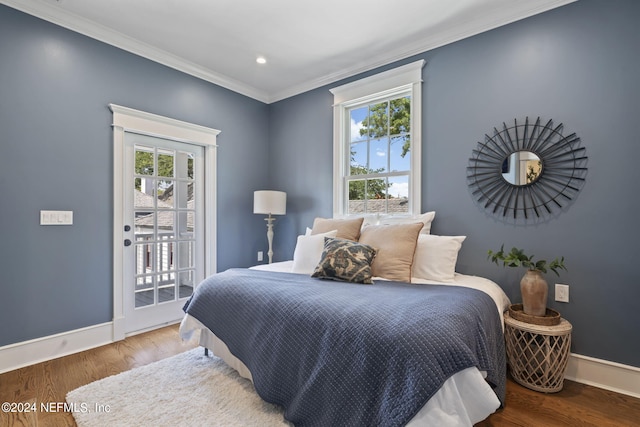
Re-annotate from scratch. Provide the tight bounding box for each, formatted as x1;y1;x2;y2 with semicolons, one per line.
180;261;509;426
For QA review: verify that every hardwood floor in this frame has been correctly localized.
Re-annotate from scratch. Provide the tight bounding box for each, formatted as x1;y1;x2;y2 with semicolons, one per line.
1;324;638;426
476;377;640;427
0;324;196;427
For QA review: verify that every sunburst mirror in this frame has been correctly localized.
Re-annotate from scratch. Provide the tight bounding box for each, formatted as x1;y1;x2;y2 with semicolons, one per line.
467;117;588;219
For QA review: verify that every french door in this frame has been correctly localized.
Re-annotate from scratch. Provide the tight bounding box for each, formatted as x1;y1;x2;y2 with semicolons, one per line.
123;133;204;333
111;104;219;338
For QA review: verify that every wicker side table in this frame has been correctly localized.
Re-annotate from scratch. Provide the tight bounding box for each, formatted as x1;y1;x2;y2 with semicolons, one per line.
504;311;572;393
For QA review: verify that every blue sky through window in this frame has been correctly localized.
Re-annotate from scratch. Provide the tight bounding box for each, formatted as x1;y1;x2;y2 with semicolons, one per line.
349;106;411;174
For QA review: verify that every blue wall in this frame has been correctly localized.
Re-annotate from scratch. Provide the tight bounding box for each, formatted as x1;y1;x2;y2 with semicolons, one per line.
1;0;638;369
269;0;640;367
0;6;269;346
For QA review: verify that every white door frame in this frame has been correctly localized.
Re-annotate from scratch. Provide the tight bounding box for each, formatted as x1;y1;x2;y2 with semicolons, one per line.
110;104;220;340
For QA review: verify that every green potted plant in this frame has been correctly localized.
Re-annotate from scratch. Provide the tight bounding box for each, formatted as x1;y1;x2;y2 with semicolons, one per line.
488;245;567;316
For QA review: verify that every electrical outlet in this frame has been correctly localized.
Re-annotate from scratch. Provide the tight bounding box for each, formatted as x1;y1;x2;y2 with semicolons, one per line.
257;251;263;262
555;283;569;303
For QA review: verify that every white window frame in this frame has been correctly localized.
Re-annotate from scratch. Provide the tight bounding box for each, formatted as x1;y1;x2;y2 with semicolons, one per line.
330;60;425;218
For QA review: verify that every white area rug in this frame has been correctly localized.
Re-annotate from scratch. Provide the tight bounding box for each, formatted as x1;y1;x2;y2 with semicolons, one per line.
66;348;290;427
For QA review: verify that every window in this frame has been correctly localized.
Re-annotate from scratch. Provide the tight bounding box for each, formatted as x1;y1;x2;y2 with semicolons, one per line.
330;60;424;218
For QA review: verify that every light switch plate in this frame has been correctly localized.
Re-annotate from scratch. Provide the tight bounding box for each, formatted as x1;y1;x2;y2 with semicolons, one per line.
40;210;73;225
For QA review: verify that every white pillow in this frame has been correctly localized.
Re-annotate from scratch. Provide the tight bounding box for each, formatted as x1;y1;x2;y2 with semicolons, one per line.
411;234;466;283
361;211;435;234
292;230;338;274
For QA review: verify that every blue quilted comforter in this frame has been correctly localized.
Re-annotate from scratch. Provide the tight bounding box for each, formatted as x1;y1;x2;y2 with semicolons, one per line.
183;268;505;427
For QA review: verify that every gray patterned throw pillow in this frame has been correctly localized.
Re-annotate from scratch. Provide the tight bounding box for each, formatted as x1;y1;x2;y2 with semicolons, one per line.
311;237;377;284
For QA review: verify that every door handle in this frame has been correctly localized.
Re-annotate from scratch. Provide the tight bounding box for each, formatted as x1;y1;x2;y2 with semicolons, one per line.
124;239;132;247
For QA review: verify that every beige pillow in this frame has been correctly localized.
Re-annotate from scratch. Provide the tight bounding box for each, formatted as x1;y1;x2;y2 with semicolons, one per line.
358;222;423;282
311;217;364;241
361;211;436;234
411;234;466;282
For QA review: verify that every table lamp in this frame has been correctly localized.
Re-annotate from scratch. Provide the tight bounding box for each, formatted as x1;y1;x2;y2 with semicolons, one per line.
253;190;286;263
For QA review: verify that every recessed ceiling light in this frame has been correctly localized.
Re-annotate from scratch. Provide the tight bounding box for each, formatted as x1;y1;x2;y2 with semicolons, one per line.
256;56;267;65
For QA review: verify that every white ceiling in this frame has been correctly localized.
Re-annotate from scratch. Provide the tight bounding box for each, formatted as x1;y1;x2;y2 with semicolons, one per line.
3;0;575;103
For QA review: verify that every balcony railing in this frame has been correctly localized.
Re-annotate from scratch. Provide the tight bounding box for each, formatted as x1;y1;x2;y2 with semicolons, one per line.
133;231;194;307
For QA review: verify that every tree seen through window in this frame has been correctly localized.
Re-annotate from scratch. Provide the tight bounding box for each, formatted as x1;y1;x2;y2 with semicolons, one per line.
348;96;411;213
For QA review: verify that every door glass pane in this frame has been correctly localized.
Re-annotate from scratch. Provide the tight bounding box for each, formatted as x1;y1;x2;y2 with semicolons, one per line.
156;242;174;272
186;211;194;234
135;276;154;308
134;212;154;241
177;241;194;269
177;151;194;179
135;243;154;275
178;271;194;299
157;211;175;240
178;212;193;239
157;149;174;177
158;285;175;303
158;272;176;303
135;146;154;175
177;181;191;209
157;180;174;208
135;275;153;291
187;156;194;179
134;179;155;208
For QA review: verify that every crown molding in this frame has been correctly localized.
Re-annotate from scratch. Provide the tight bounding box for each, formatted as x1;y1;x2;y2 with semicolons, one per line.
2;0;576;104
268;0;577;103
1;0;270;103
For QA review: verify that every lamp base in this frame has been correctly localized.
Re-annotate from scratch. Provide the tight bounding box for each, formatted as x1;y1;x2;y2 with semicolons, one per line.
264;215;275;264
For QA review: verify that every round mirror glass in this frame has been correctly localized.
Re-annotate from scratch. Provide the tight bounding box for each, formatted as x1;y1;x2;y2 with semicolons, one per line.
502;151;543;186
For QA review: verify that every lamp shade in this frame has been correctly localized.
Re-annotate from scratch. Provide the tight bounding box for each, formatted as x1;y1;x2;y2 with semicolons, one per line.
253;190;286;215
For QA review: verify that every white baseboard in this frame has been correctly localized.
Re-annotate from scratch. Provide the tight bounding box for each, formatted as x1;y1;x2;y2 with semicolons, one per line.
565;353;640;398
0;322;114;374
0;319;184;375
2;326;639;400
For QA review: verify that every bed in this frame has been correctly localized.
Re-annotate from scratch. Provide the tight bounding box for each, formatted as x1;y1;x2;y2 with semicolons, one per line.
180;216;510;426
